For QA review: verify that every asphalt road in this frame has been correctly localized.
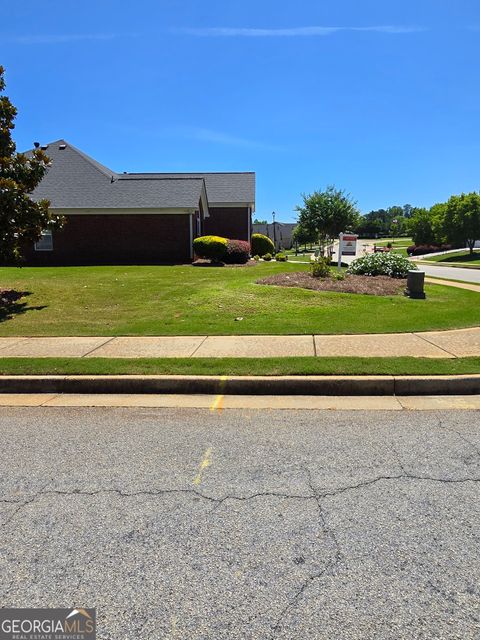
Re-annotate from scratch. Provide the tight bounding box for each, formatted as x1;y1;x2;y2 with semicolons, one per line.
1;407;479;639
419;263;480;284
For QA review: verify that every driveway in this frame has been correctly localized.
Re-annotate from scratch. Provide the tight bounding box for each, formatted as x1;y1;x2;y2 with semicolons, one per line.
1;407;479;639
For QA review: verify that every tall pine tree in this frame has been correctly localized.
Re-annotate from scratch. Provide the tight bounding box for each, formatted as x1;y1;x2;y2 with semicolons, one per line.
0;65;63;262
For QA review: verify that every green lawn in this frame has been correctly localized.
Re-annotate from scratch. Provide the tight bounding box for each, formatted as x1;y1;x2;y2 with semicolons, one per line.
369;237;412;247
0;356;479;376
424;250;480;266
0;262;478;336
283;254;312;262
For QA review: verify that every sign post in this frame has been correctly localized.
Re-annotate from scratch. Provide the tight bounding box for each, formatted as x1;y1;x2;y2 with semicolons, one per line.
338;232;343;270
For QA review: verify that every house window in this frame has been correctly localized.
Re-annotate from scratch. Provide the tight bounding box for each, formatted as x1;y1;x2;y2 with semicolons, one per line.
34;229;53;251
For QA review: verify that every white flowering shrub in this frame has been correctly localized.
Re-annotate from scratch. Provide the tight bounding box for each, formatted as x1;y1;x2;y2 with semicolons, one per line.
347;253;416;278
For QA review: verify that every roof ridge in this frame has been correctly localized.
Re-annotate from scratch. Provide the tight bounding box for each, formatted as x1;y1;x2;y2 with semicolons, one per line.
123;171;255;176
117;175;206;181
46;139;116;180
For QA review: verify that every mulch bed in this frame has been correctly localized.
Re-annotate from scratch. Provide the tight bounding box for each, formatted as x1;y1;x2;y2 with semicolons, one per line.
257;272;407;296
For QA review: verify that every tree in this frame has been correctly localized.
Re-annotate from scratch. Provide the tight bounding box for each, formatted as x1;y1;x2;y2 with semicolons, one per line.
442;192;480;255
0;66;63;263
295;186;359;255
355;204;414;238
253;218;267;224
408;208;436;245
292;223;316;250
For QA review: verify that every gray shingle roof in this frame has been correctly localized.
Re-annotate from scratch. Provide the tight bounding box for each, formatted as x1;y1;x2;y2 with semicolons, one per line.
120;172;255;205
28;140;255;210
29;140;205;209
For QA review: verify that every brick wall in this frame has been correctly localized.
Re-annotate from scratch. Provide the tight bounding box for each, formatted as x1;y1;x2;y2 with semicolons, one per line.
203;207;250;241
23;214;192;265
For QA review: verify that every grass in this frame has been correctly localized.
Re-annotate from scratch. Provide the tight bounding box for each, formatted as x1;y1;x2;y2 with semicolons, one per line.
284;254;312;262
0;262;478;336
424;250;480;266
0;356;479;376
369;237;412;247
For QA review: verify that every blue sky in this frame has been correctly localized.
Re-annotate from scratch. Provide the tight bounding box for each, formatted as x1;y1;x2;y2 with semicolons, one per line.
1;0;480;221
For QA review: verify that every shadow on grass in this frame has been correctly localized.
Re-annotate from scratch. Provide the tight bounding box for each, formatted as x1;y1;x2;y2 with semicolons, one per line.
439;252;480;263
0;290;47;323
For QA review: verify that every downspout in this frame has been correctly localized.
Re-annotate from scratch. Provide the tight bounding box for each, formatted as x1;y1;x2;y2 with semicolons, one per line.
189;214;194;260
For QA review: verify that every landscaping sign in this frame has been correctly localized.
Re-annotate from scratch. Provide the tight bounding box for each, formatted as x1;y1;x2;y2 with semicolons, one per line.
337;232;358;269
340;233;358;256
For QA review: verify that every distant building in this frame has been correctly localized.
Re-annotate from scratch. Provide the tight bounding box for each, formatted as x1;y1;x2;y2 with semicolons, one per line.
252;221;297;251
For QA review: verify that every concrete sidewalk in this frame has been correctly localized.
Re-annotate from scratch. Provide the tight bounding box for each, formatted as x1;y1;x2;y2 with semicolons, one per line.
0;327;479;358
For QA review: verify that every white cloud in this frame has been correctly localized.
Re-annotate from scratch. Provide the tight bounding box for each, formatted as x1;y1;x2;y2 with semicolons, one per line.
175;25;426;37
5;33;133;45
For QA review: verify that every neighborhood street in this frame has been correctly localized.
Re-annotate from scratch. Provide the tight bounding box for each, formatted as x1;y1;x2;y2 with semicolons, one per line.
1;406;479;639
418;263;480;284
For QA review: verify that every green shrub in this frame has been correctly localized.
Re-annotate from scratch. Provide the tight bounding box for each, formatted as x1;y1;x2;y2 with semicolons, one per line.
193;235;228;262
263;253;273;261
311;257;331;278
333;271;346;281
275;252;288;262
251;233;274;257
347;252;415;278
253;254;260;261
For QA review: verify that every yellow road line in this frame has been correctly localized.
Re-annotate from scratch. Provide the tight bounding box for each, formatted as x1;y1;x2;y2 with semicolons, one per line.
210;394;224;412
193;447;213;486
210;375;228;412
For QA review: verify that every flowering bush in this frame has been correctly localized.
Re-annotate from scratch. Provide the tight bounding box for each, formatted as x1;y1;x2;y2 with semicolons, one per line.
347;252;415;278
224;239;251;264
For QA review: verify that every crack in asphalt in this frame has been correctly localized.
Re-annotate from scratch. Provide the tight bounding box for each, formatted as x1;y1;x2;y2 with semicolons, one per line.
2;470;480;636
269;468;345;639
2;473;480;530
435;416;480;458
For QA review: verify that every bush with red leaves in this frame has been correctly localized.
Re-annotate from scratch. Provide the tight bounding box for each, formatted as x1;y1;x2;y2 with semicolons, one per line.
224;239;251;264
407;244;452;256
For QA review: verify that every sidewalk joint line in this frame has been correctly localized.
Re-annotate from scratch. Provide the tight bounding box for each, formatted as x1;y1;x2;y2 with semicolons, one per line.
189;335;208;357
81;336;116;358
38;393;60;407
0;337;30;353
413;333;458;359
312;335;317;357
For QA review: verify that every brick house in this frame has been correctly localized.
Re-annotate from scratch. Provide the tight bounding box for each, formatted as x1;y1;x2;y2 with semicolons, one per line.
25;140;255;264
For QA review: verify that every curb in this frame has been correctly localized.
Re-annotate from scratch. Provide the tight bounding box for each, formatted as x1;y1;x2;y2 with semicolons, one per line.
0;375;478;396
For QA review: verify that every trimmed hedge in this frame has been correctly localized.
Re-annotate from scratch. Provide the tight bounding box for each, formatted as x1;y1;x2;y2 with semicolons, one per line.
224;239;251;264
193;236;228;261
251;233;275;257
407;244;452;256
